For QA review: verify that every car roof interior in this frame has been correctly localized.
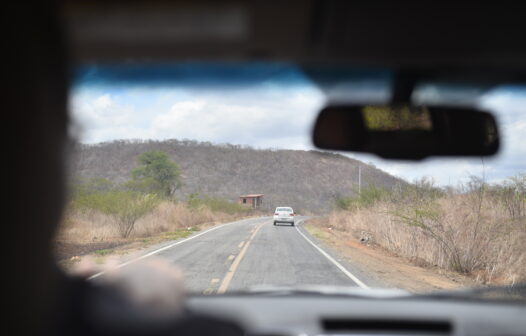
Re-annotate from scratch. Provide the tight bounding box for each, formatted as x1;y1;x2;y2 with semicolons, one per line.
63;1;526;124
64;2;526;66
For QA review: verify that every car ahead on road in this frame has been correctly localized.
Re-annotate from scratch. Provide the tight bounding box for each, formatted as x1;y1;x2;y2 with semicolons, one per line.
273;207;295;226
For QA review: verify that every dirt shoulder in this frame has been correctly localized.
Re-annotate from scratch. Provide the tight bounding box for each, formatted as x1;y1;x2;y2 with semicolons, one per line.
304;222;477;293
54;218;256;272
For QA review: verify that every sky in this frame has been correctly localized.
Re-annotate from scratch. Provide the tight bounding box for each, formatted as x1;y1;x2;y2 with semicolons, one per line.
70;64;526;187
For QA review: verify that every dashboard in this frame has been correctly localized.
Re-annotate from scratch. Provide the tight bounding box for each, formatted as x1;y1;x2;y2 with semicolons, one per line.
187;295;526;336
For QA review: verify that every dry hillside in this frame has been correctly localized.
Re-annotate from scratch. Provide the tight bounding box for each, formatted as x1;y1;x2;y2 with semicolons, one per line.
69;139;405;212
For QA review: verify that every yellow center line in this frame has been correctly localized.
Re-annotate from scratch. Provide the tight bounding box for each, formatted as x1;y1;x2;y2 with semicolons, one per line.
217;222;265;294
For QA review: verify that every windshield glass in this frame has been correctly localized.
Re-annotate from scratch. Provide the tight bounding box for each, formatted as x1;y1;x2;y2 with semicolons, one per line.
55;62;526;299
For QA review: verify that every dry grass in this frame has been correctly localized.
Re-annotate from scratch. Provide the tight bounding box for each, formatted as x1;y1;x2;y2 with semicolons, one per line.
312;194;526;285
56;201;246;244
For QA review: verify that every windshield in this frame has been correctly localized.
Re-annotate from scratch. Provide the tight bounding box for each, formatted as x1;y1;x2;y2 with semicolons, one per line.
55;62;526;300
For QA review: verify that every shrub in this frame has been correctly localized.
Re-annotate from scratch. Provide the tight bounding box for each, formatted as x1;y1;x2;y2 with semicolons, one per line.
70;177;115;195
489;174;526;219
335;185;389;210
324;174;526;284
72;190;159;238
187;193;251;215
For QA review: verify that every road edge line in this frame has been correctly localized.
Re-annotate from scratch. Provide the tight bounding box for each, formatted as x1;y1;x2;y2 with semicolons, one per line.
88;218;261;280
295;220;370;289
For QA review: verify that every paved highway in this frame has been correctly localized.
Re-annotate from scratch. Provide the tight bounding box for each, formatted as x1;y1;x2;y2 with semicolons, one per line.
146;216;369;294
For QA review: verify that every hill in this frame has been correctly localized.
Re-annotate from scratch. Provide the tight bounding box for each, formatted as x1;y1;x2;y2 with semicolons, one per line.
69;139;406;212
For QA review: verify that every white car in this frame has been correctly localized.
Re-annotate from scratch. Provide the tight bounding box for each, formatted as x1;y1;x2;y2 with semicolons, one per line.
273;207;295;226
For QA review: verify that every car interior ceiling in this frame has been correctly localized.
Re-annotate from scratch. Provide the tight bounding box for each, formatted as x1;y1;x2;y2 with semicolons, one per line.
6;1;526;335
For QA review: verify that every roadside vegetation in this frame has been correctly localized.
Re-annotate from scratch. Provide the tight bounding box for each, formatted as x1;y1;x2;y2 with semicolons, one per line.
310;174;526;286
72;139;402;212
56;150;253;259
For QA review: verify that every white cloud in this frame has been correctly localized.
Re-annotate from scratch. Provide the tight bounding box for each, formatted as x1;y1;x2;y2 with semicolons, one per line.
69;83;526;186
69;93;153;143
93;94;113;109
148;88;324;145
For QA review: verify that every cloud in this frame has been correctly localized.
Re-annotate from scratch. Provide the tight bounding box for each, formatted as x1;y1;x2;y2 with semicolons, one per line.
146;86;325;147
93;94;113;109
70;84;325;148
70;89;176;144
69;82;526;186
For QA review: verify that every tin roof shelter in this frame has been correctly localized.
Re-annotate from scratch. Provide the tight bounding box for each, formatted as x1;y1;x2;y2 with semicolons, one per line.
238;194;264;209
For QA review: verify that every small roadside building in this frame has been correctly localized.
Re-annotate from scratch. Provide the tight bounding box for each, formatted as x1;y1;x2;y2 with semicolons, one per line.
238;194;264;209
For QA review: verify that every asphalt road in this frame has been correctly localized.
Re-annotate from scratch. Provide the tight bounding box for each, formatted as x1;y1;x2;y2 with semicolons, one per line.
150;216;367;294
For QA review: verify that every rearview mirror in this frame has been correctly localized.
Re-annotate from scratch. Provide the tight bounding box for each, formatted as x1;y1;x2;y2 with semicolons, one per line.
312;105;499;159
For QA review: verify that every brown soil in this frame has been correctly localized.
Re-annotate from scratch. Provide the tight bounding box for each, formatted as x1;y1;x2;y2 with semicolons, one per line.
54;240;129;260
305;224;477;293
